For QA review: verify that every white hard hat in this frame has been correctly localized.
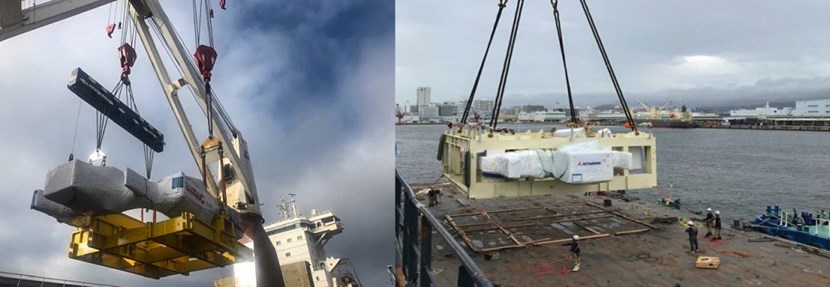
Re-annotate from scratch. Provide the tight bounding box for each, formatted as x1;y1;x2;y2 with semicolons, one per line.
707;208;712;212
573;235;580;240
688;220;695;225
715;210;720;215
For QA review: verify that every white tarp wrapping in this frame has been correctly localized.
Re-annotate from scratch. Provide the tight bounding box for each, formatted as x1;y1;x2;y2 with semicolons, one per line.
629;146;644;170
480;150;549;179
552;128;586;138
505;150;546;179
538;149;555;175
611;151;634;170
480;154;508;177
552;141;630;184
477;142;633;182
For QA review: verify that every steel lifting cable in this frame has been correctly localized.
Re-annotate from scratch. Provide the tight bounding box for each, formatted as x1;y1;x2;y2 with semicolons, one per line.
550;0;577;124
490;0;525;128
192;0;218;136
190;1;221;197
120;85;153;178
116;15;155;178
120;0;136;47
68;99;83;161
146;16;233;139
193;0;200;45
104;1;115;38
127;88;155;179
126;81;156;222
205;0;216;48
460;0;507;125
106;1;114;26
194;0;204;46
152;15;235;138
95;81;124;152
579;0;637;132
213;96;239;137
205;82;215;136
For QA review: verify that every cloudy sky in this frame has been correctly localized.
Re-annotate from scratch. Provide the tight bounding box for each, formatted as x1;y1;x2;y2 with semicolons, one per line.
0;1;392;286
397;0;830;109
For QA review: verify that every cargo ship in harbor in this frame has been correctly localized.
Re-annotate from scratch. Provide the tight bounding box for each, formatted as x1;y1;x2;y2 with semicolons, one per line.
634;99;700;128
634;117;700;128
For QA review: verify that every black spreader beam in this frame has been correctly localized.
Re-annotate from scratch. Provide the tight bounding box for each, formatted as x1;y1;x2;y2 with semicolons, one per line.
68;68;165;153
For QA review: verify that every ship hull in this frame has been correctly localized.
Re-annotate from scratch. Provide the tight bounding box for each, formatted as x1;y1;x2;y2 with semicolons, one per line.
636;119;699;128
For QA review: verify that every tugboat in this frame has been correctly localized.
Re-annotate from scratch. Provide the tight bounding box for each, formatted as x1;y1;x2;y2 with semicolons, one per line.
751;205;830;250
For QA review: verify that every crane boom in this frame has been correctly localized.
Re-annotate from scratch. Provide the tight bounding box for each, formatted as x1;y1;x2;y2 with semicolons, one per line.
636;97;651;111
0;0;115;42
128;0;260;215
2;1;284;285
2;2;260;212
127;1;282;285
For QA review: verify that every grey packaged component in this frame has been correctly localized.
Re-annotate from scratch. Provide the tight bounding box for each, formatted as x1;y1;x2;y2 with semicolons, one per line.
30;189;90;227
36;160;243;238
43;160;132;213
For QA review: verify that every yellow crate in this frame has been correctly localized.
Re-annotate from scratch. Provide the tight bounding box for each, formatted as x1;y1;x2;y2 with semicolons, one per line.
67;210;252;279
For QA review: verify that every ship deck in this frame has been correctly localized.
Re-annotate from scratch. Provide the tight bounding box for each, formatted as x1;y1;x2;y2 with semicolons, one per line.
414;181;830;287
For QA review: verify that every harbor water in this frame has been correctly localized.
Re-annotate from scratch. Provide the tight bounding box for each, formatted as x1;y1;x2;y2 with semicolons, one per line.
396;123;830;222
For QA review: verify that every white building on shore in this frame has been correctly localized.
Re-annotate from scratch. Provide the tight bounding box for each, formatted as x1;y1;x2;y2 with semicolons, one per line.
729;102;792;117
792;99;830;117
518;110;567;122
729;99;830;118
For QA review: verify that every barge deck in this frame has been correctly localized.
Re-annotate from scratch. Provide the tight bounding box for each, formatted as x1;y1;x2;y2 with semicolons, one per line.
413;182;830;287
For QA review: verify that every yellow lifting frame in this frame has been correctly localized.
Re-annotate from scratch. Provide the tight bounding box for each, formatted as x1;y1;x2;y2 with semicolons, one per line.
440;128;658;198
67;209;252;279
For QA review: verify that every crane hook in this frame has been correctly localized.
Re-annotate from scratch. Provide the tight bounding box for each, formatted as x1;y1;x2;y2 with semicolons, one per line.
105;23;116;38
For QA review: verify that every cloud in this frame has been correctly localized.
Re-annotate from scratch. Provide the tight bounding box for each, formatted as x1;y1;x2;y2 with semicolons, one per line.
396;0;830;108
0;1;393;286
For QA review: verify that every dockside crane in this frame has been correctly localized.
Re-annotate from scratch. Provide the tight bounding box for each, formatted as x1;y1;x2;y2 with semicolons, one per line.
637;98;672;119
1;1;283;286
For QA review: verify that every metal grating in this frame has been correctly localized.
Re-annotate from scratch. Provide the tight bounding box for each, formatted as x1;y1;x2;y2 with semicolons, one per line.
446;202;657;252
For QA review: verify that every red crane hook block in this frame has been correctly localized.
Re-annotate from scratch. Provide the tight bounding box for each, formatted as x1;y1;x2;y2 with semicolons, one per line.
194;45;218;87
118;43;138;84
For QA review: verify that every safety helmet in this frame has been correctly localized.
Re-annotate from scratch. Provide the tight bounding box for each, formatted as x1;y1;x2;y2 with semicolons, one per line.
688;220;695;225
715;210;720;215
573;235;580;240
707;208;712;212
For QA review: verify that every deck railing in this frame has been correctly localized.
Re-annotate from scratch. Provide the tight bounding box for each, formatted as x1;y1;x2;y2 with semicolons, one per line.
395;170;493;287
0;270;121;287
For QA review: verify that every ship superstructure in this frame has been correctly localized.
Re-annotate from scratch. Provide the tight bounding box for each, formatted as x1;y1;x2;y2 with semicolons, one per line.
217;195;360;287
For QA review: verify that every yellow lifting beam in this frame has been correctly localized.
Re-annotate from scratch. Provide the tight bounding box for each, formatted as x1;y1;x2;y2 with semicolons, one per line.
67;209;252;279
